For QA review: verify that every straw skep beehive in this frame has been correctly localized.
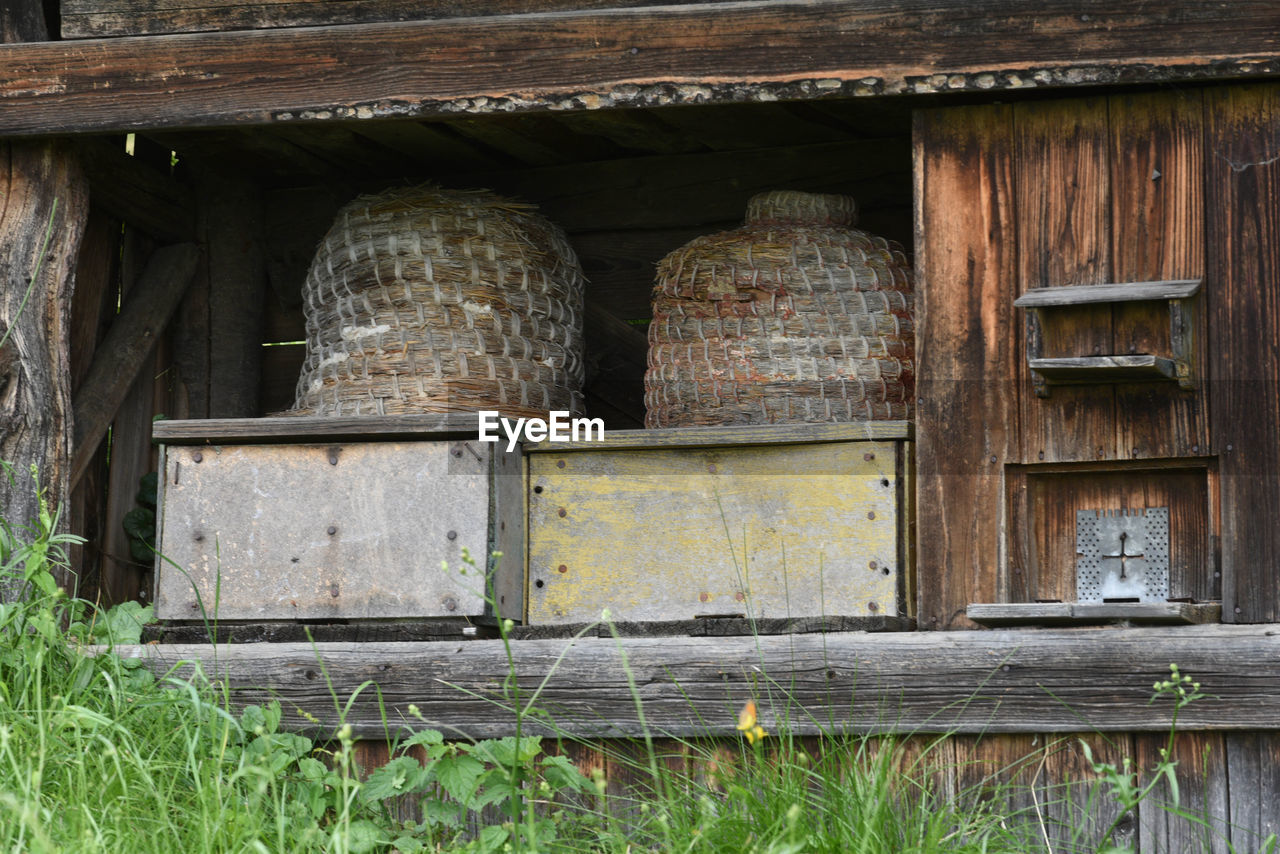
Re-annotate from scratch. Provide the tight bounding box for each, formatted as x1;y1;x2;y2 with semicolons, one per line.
292;185;586;418
645;190;914;428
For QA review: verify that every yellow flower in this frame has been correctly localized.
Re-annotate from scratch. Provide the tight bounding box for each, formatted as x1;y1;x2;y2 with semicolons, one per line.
736;699;768;744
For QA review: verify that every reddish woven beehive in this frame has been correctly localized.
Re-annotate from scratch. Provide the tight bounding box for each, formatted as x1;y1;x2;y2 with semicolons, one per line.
644;190;914;427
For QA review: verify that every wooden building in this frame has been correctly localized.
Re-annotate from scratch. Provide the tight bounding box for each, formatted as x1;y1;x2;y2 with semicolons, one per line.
3;1;1280;848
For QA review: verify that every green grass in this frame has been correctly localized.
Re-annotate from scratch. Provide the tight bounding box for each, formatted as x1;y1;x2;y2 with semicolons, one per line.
0;475;1268;853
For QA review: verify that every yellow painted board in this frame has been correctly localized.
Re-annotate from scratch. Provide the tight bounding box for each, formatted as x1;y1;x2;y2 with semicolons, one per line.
528;441;900;624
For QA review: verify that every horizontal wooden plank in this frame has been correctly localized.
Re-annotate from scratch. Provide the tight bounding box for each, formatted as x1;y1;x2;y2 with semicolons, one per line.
967;601;1222;626
156;415;911;446
526;420;913;451
1029;355;1179;383
1015;279;1202;307
153;413;483;442
108;625;1280;738
6;1;1280;134
511;615;915;639
60;0;722;38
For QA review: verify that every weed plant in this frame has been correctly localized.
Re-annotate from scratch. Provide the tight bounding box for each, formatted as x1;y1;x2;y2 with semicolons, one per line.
0;470;1271;852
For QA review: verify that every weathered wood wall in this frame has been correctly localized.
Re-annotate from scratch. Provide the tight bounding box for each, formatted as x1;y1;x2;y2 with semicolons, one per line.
916;83;1280;626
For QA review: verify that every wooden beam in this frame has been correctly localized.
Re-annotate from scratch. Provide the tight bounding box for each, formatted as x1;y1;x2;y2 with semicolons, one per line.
110;625;1280;739
70;243;199;487
74;139;196;243
3;1;1280;135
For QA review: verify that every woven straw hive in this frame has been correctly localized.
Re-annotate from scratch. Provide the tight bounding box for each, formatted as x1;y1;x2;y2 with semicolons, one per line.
292;185;585;418
645;190;914;428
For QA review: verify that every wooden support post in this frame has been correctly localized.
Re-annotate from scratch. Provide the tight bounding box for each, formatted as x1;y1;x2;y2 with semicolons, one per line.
202;170;266;418
0;2;90;600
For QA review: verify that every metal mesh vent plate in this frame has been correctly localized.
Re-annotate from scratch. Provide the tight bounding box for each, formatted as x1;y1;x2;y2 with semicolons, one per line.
1075;507;1170;603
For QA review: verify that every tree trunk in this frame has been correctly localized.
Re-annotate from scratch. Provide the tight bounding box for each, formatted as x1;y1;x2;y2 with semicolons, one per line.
0;1;90;601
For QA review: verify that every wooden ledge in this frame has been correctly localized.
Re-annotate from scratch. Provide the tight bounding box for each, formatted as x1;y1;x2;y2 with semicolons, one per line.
2;2;1280;134
107;624;1280;739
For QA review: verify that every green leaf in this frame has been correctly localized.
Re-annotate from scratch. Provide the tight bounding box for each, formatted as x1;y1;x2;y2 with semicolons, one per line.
241;704;268;734
361;756;430;803
435;753;485;804
421;798;462;829
472;736;542;767
91;601;156;645
121;506;155;543
392;836;426;854
400;728;445;751
298;757;328;782
345;819;389;854
470;824;509;854
542;754;594;793
136;471;159;510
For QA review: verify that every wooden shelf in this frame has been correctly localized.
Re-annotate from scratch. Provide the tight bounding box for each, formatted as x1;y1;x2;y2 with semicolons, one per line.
967;601;1221;627
1027;355;1178;385
1014;279;1201;308
1017;278;1201;396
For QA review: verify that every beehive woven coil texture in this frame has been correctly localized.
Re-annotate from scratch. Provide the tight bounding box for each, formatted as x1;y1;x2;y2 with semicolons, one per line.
292;185;586;418
645;190;914;428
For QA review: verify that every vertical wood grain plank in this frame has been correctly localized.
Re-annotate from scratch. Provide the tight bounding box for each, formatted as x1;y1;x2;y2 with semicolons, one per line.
951;734;1044;850
1015;97;1115;464
1225;732;1280;851
1038;732;1137;852
1135;732;1229;854
1109;90;1208;462
914;104;1018;629
1206;83;1280;623
68;209;122;599
100;231;160;607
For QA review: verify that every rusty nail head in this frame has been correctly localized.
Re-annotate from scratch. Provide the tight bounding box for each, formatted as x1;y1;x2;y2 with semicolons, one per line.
329;583;340;598
868;601;879;611
327;525;337;536
990;455;998;464
444;597;457;611
734;592;745;602
1038;451;1045;460
869;560;878;570
863;452;874;461
558;507;567;518
867;511;876;520
329;452;339;466
558;564;568;573
192;451;203;463
699;592;710;602
557;459;566;469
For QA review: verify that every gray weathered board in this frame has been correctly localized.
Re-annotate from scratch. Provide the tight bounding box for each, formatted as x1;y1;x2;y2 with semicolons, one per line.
154;435;523;621
525;424;910;624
